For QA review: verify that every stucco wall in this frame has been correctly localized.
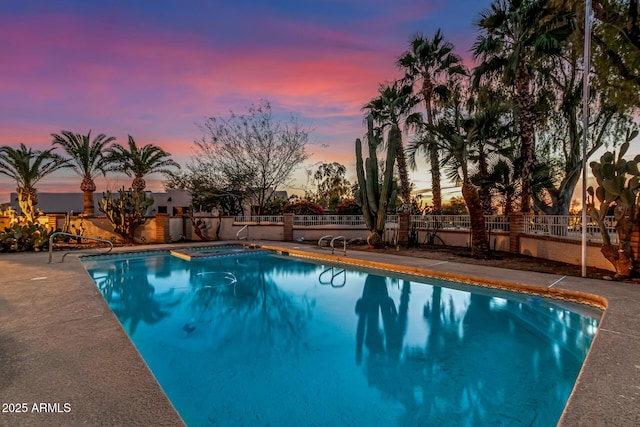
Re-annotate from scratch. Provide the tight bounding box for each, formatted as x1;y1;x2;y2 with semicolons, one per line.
520;236;613;272
64;217;155;244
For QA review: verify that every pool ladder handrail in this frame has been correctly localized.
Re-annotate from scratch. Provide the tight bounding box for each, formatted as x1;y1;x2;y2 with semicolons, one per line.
319;266;346;287
318;234;333;250
317;235;347;255
48;232;113;263
330;235;347;256
237;224;249;240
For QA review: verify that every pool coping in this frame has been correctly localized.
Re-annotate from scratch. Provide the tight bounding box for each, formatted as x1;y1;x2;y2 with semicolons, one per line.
1;241;639;426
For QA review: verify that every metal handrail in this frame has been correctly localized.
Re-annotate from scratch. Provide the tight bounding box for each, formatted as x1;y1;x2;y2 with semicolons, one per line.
318;267;346;288
330;235;346;256
48;232;113;263
318;235;333;249
236;224;249;240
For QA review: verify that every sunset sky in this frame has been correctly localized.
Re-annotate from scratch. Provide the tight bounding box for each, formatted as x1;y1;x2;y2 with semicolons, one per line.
0;0;494;204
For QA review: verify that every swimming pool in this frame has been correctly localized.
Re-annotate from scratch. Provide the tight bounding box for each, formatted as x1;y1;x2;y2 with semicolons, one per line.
82;250;600;426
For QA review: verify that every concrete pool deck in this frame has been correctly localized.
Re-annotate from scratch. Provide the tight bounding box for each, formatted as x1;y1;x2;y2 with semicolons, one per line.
0;241;639;426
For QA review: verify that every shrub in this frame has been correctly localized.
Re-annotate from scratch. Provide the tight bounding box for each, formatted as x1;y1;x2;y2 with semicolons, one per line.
262;197;288;215
336;199;361;215
283;200;324;215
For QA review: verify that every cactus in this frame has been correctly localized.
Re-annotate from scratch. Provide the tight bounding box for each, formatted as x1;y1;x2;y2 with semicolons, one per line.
0;221;52;252
99;188;153;244
355;115;398;248
587;129;640;277
62;210;72;234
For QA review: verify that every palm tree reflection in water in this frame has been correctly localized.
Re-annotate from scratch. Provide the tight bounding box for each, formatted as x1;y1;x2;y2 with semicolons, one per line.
185;257;311;353
355;274;410;365
355;275;593;426
95;260;182;335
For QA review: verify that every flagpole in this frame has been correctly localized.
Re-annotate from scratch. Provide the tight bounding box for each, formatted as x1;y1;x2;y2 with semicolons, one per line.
582;0;592;278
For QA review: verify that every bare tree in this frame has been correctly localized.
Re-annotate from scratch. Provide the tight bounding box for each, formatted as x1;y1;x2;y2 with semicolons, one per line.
193;100;310;214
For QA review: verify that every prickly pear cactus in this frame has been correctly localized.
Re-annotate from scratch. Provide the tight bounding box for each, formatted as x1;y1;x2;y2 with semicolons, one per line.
588;129;640;277
99;188;154;243
355;114;398;248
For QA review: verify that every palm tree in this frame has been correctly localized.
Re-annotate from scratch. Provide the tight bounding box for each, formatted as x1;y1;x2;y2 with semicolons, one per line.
0;144;69;222
467;88;514;215
398;29;467;215
51;130;116;216
106;136;179;190
430;85;492;258
363;81;421;211
473;0;574;213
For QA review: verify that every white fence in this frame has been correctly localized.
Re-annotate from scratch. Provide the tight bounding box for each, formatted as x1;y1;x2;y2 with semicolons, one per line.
233;215;284;224
294;215;366;226
523;215;617;244
410;215;509;232
229;214;617;244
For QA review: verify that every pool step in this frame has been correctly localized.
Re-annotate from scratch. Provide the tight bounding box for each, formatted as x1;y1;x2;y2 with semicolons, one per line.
170;246;273;261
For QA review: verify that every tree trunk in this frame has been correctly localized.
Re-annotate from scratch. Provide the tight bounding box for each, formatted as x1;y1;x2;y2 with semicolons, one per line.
422;76;442;215
429;144;442;215
515;63;536;214
83;191;95;217
391;126;411;246
462;179;490;258
367;231;384;249
477;142;493;215
601;244;633;278
393;128;411;210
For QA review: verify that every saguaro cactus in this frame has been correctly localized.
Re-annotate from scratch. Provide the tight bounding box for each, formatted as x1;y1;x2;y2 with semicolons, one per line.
100;188;153;244
355;115;398;248
588;131;640;277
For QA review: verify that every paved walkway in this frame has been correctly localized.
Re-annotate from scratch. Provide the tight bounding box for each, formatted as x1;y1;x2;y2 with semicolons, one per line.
0;242;639;426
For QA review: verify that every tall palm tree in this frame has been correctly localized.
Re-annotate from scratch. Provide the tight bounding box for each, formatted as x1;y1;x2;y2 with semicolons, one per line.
51;130;116;216
467;87;514;215
431;85;492;258
398;29;467;214
363;81;421;211
106;136;179;190
0;144;69;222
473;0;574;213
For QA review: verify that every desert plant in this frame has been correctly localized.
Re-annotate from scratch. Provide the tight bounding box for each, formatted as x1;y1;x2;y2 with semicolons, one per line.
587;132;640;277
0;144;69;222
355;115;398;248
99;188;154;244
0;221;52;252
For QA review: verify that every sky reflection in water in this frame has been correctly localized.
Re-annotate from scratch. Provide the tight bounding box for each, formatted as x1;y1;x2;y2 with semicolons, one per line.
83;252;600;427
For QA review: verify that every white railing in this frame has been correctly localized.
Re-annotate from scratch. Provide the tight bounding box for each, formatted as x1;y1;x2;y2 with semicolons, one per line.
523;215;617;244
294;215;365;226
233;215;283;224
411;215;471;230
229;214;617;243
484;215;510;232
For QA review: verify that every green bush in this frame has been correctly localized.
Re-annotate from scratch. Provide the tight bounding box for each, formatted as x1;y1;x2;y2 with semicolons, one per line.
0;222;52;252
262;197;288;215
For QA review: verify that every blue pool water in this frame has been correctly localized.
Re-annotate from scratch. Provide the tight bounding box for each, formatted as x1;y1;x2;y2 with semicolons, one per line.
82;251;600;426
